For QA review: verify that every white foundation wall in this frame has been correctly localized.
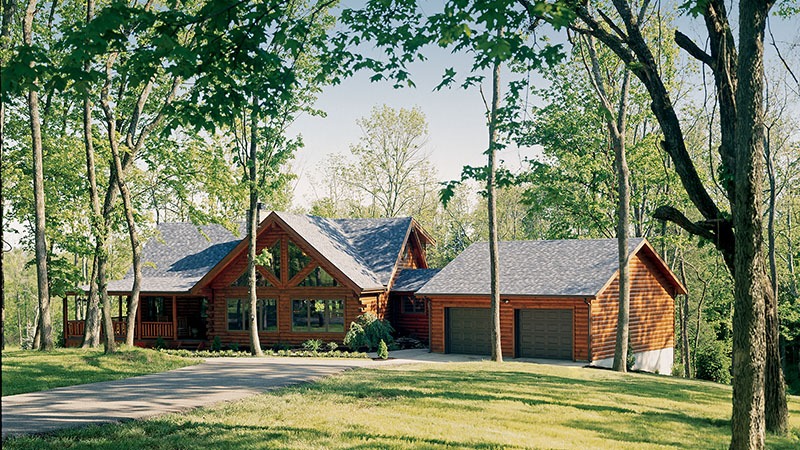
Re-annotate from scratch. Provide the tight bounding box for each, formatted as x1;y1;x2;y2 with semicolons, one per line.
591;347;673;375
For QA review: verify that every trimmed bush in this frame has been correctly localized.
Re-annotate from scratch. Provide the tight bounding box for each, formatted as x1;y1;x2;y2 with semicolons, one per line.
303;339;323;351
343;313;394;351
326;342;339;352
211;336;222;352
378;340;389;360
695;341;731;384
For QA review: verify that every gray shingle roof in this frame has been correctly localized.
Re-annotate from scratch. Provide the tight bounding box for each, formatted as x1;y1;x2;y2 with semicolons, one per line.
104;223;240;293
391;269;441;292
416;238;646;297
276;212;412;290
102;213;415;294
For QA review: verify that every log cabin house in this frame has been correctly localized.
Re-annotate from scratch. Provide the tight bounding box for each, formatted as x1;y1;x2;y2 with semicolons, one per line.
63;212;683;374
63;211;436;349
416;238;686;373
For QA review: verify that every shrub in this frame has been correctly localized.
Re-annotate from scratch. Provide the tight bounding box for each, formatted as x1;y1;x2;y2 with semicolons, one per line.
228;342;239;352
155;336;167;349
326;342;339;352
272;342;291;351
695;341;731;384
302;339;322;351
211;336;222;352
343;313;394;351
377;340;389;360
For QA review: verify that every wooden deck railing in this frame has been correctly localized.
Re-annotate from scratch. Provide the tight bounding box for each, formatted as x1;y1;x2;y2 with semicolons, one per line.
66;320;127;337
140;321;174;339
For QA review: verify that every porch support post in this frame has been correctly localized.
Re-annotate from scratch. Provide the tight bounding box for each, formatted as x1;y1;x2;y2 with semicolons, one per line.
172;295;177;340
119;296;123;320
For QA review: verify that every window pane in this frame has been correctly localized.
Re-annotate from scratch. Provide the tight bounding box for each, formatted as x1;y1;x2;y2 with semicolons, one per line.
257;299;277;332
232;270;272;287
292;300;309;331
328;299;344;332
288;241;311;279
227;299;246;331
309;300;325;329
299;266;338;287
268;241;281;278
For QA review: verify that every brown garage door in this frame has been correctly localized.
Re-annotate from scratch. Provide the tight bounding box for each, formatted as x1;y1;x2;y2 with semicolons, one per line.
517;309;573;359
447;307;491;355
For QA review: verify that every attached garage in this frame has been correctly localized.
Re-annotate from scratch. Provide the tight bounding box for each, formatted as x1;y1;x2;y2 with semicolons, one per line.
447;307;491;355
417;238;686;374
516;309;573;359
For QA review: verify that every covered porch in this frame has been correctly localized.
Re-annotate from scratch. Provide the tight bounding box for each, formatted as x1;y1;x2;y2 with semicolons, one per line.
63;294;207;347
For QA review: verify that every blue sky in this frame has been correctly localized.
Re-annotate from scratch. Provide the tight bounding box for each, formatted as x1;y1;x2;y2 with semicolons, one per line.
287;5;800;210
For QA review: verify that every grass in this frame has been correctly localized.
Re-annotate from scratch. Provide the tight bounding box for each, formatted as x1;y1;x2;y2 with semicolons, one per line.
1;346;198;396
4;361;799;449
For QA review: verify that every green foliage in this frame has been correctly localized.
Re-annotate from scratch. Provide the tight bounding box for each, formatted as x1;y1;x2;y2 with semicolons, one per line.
154;337;167;350
302;339;323;351
211;336;222;352
694;341;732;384
377;340;389;360
343;313;395;351
158;349;369;359
326;342;339;352
228;343;240;352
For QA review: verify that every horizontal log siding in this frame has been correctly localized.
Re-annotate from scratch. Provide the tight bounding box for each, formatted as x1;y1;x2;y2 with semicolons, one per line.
207;286;358;347
591;252;675;362
428;296;589;360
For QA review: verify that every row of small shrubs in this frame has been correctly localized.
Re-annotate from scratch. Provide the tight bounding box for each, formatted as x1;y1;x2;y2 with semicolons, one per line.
159;348;369;359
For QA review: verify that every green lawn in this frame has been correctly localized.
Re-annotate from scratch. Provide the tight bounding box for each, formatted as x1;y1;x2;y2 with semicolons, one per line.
4;361;799;449
1;347;198;396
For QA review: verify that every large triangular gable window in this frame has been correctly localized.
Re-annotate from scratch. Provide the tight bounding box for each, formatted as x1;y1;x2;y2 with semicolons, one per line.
288;241;311;279
231;269;272;287
265;240;281;279
298;266;339;287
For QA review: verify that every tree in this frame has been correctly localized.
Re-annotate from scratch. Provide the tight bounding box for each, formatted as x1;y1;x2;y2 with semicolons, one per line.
171;0;337;355
486;33;504;363
581;34;632;372
22;0;53;351
521;0;784;443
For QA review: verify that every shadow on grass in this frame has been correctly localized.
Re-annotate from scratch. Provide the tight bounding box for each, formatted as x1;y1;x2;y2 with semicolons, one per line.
3;418;527;450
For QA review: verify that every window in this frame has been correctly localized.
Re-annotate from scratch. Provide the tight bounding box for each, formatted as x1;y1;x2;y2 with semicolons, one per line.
263;241;281;278
288;241;311;279
142;296;166;321
298;266;338;287
292;299;344;332
231;269;272;287
402;296;425;314
227;298;277;331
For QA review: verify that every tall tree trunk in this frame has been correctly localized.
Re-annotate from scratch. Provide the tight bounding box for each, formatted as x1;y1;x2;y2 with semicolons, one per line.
583;35;631;372
679;257;691;377
23;0;53;351
487;34;503;363
730;0;773;447
80;0;104;349
247;96;263;356
109;138;142;347
764;105;788;434
611;87;631;373
0;0;14;352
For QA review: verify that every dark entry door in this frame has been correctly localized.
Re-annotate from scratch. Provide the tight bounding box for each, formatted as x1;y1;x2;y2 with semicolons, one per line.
516;309;573;359
446;307;491;355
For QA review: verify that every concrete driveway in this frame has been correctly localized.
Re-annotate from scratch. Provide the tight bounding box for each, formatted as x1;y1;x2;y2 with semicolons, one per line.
1;357;376;438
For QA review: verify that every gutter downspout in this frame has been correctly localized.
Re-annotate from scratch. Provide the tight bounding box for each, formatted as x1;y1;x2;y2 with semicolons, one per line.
584;298;592;363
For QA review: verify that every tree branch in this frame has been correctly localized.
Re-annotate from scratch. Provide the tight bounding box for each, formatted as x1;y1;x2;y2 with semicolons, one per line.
675;30;714;68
